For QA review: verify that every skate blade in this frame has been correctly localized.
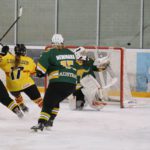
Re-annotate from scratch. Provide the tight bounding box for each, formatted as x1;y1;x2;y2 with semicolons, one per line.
31;126;38;132
22;109;29;113
30;126;44;132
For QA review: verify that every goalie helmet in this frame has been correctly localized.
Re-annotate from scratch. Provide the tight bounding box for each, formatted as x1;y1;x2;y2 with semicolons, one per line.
51;34;64;45
73;47;87;60
14;44;27;56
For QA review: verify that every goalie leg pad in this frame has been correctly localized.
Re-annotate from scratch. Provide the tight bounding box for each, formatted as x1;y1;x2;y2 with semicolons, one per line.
81;88;107;110
80;75;101;89
80;75;107;110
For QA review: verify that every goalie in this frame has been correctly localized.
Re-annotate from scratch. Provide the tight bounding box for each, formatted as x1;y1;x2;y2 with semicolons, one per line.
70;47;110;110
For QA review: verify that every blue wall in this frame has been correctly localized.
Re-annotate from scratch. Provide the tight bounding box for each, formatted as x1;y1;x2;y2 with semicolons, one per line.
136;53;150;91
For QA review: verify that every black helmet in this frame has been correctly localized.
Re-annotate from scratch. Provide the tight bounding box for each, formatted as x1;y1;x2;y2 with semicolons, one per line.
0;45;9;56
14;44;26;56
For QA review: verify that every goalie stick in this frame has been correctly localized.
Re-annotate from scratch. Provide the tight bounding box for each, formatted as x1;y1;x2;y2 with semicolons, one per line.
0;7;23;42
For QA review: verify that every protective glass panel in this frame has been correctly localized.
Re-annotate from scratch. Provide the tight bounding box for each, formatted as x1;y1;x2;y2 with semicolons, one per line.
58;0;97;46
18;0;55;45
0;0;15;44
100;0;141;48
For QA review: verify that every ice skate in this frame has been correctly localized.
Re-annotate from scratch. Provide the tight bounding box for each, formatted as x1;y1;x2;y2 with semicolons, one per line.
45;119;54;130
20;104;29;113
76;100;85;110
13;107;24;118
31;123;45;132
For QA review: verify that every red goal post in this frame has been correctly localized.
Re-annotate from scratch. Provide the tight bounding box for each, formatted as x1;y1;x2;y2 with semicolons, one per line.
45;45;134;108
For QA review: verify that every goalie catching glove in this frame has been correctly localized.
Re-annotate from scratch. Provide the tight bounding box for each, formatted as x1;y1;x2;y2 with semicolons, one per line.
93;55;110;69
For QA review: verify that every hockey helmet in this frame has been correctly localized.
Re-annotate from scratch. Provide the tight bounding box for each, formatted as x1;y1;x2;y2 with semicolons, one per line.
14;44;27;56
51;34;64;45
73;47;87;60
0;44;9;56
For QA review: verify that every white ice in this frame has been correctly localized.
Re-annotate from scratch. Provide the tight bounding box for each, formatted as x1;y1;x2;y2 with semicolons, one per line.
0;99;150;150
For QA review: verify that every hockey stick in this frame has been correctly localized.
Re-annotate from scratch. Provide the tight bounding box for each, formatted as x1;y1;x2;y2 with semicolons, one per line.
0;7;23;42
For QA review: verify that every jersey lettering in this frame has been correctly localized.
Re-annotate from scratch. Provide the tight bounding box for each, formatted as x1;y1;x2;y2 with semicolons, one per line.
60;60;73;68
10;67;24;80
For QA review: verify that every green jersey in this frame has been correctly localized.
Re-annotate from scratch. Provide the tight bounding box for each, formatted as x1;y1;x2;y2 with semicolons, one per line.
76;57;98;89
37;48;77;84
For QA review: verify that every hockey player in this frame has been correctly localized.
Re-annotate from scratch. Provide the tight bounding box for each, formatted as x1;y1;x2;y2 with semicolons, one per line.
0;45;23;118
44;46;109;127
31;34;77;131
71;47;108;110
0;44;43;113
40;45;61;128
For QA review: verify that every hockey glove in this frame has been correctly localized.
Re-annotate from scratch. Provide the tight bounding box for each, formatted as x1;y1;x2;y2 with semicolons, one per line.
36;70;46;78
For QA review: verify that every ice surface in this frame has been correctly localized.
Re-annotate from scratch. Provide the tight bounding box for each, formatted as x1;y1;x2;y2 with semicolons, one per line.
0;100;150;150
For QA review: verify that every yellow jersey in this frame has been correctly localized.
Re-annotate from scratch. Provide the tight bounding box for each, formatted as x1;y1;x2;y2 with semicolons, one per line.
0;53;36;92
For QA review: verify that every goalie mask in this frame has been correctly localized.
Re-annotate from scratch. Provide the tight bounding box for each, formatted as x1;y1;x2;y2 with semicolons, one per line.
51;34;64;45
73;47;87;60
14;44;27;56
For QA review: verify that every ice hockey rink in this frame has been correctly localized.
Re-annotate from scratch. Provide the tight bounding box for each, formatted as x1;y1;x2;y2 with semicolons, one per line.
0;97;150;150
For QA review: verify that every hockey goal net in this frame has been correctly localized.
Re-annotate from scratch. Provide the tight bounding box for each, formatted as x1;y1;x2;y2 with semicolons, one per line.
45;45;134;108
